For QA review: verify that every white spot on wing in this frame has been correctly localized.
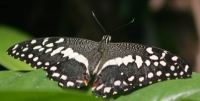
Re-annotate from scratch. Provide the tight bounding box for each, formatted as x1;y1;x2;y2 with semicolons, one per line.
21;54;25;57
164;51;168;54
148;72;154;78
33;57;39;62
55;38;64;43
135;55;143;68
45;62;50;66
121;72;124;75
74;55;89;68
102;61;109;70
145;59;151;66
52;73;60;77
68;52;79;59
156;71;162;76
170;65;175;71
115;57;123;66
97;55;135;75
46;43;54;47
33;45;42;50
60;75;67;80
174;73;177;76
104;59;118;69
113;91;117;95
42;38;49;45
165;73;170;76
128;76;135;81
39;48;44;51
146;47;153;54
50;66;57;71
31;40;37;44
180;71;184;75
96;84;104;91
184;65;189;72
123;81;128;85
160;52;166;59
92;61;100;74
74;55;90;75
16;52;19;55
103;95;107;98
124;88;128;91
104;87;111;93
96;60;115;75
50;47;64;56
61;48;73;57
12;44;19;50
76;80;83;83
59;83;64;87
22;47;28;52
114;80;121;86
172;56;178;61
154;62;159;66
160;61;166;66
37;61;42;65
139;77;144;82
67;81;74;87
28;54;33;58
123;55;134;66
109;59;117;66
45;48;52;53
12;50;16;54
149;55;158;60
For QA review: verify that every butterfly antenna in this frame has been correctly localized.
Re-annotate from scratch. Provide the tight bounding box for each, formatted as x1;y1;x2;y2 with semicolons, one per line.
92;11;107;34
109;18;135;34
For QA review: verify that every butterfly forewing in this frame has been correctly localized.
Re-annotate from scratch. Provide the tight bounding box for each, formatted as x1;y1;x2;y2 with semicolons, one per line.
7;37;98;88
92;42;192;97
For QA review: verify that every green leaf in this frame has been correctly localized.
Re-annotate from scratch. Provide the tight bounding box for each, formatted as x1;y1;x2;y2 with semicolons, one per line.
0;69;103;101
0;69;199;101
0;92;102;101
0;25;34;70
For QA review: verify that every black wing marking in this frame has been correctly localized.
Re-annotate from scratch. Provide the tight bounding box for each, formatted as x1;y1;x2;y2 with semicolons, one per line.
92;43;192;98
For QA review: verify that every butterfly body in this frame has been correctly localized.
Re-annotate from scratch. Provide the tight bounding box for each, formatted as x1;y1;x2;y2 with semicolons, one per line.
7;35;192;98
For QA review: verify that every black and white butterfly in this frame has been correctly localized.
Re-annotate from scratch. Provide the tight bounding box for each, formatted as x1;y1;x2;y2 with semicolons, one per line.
7;35;192;98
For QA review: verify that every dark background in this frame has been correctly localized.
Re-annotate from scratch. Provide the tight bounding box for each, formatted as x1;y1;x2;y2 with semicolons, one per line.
0;0;197;71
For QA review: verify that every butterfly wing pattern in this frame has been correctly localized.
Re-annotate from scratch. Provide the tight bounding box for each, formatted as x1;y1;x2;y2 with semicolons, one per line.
7;35;192;98
7;37;99;88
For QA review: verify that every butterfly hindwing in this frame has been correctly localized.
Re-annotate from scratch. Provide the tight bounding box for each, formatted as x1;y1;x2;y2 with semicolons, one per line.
92;43;192;97
45;60;90;88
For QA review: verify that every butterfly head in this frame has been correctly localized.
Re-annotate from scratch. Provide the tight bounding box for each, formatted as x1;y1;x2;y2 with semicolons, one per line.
102;35;111;44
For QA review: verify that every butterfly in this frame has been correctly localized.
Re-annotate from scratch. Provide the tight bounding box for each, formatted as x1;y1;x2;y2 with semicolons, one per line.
7;35;192;98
